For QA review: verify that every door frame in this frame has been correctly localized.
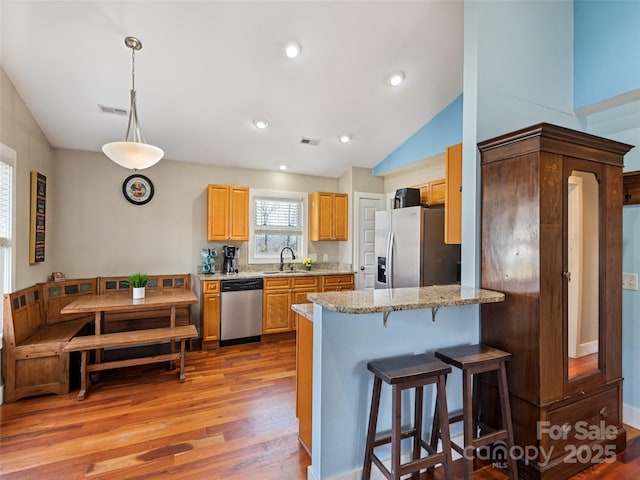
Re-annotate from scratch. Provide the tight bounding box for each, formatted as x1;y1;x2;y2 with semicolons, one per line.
353;191;385;290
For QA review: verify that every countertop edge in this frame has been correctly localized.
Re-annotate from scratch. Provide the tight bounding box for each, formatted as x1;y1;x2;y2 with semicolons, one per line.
306;286;505;314
197;270;355;281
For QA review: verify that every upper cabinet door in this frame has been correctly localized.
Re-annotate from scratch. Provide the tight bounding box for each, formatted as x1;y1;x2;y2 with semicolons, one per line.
207;184;249;241
229;186;249;241
445;143;462;245
207;185;230;241
332;193;348;241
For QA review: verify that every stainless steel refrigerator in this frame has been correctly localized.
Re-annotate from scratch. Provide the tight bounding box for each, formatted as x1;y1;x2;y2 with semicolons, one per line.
374;206;460;289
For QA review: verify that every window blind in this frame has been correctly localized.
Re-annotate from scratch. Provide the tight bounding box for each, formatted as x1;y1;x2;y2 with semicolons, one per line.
254;197;303;235
0;160;12;247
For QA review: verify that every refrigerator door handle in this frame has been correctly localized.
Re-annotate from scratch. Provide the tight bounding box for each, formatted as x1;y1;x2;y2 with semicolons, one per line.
388;231;394;289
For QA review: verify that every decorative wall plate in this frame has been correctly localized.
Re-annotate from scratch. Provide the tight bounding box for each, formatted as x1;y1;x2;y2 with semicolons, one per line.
122;174;154;205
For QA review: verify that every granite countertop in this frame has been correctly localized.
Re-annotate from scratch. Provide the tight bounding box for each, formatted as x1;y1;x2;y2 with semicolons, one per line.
291;303;314;321
197;269;354;281
307;284;504;315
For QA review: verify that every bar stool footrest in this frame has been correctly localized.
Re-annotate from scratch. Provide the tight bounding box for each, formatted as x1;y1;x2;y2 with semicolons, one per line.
372;428;418;448
471;429;509;449
371;451;449;479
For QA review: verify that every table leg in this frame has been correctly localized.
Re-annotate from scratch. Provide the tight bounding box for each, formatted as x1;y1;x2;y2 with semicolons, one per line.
179;338;186;383
169;305;177;369
78;350;89;401
93;311;103;381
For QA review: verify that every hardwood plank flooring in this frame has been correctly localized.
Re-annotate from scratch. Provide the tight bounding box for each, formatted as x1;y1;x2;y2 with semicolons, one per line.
1;339;639;479
0;340;308;479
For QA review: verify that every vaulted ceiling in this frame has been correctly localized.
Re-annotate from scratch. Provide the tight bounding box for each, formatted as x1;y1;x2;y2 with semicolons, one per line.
1;1;463;177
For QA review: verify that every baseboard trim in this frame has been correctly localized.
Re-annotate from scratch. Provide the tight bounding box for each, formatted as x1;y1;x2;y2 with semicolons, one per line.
623;403;640;430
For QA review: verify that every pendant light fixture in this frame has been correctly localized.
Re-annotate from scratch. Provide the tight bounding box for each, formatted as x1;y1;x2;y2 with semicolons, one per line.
102;36;163;170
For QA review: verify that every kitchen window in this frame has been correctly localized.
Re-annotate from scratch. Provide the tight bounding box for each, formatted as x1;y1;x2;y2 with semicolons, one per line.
249;189;307;264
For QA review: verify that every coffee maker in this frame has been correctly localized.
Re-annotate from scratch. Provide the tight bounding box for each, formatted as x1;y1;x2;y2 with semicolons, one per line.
222;245;238;274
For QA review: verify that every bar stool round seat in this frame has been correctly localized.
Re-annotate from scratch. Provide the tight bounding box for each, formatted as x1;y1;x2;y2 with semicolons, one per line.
362;353;453;480
431;344;518;480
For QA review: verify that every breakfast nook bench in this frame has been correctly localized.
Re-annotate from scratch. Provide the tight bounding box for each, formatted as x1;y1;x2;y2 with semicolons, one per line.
2;278;97;402
64;324;198;400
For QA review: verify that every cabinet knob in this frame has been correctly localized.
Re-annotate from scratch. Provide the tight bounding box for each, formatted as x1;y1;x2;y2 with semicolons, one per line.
600;407;610;418
562;271;572;281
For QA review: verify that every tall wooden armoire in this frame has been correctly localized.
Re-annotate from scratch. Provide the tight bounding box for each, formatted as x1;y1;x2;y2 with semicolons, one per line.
478;123;634;479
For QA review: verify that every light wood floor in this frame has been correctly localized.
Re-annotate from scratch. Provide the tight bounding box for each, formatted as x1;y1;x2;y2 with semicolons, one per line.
1;339;639;479
0;340;309;479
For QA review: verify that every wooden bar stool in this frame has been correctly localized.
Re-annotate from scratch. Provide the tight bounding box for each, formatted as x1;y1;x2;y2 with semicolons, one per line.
431;344;518;480
362;353;453;480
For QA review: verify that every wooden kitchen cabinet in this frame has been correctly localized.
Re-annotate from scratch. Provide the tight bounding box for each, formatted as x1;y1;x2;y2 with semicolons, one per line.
414;179;445;206
445;143;462;244
207;184;249;241
263;276;320;334
479;123;632;480
321;274;354;292
309;192;348;241
202;280;220;343
296;311;313;456
623;171;640;205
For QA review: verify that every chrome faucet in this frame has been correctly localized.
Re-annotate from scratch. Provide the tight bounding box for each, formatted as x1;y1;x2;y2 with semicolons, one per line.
279;247;296;271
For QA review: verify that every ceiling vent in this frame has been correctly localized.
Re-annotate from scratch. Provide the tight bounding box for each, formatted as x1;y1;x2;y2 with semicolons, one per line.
300;137;320;146
98;104;128;116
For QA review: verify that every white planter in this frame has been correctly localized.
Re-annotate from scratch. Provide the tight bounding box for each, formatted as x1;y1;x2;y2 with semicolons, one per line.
132;287;146;299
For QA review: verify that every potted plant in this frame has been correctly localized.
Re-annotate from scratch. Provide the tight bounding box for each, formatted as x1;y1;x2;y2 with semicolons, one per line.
128;272;149;299
302;257;314;271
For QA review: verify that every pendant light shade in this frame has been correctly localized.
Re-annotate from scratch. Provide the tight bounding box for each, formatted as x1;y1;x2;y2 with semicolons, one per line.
102;36;163;170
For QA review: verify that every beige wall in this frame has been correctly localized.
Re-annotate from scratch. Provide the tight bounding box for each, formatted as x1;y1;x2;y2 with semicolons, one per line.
52;148;342;279
337;166;384;266
0;66;55;290
382;153;445;196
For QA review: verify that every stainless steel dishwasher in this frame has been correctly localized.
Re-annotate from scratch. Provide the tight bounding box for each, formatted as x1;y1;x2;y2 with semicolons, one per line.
219;278;263;347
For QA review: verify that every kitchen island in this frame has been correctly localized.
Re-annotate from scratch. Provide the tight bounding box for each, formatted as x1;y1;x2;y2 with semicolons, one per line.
299;284;504;480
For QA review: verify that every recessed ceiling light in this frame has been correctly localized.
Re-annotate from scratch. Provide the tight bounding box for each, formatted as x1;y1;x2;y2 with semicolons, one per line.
338;134;352;144
279;165;288;171
387;71;405;87
283;41;301;59
253;119;270;129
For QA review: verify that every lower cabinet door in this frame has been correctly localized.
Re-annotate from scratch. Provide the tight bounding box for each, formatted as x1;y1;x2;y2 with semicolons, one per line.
202;293;220;342
263;289;292;333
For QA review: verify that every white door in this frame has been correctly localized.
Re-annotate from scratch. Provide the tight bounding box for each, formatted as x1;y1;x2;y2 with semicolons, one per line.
354;192;385;290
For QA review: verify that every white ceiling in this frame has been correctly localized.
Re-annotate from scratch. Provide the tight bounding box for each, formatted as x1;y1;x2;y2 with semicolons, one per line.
0;1;463;178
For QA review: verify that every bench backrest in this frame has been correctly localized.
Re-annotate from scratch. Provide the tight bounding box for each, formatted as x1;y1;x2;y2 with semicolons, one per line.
42;278;97;325
3;285;45;347
97;274;191;295
97;274;192;332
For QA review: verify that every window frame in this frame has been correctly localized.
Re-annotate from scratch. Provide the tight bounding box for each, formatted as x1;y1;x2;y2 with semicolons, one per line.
0;143;17;331
248;189;308;264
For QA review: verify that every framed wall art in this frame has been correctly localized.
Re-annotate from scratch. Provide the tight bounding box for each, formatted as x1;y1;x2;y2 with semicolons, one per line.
29;171;46;264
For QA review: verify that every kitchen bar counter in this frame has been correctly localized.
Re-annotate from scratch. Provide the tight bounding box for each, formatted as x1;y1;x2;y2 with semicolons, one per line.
305;285;506;480
307;284;504;314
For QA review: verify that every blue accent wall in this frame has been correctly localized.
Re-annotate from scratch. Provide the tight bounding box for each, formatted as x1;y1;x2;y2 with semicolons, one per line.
372;94;463;175
574;0;640;109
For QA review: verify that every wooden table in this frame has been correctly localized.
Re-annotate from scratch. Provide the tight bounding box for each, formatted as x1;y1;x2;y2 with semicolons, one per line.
62;290;198;400
61;289;198;334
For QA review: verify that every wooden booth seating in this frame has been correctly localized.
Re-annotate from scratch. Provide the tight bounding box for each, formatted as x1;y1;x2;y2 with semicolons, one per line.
97;274;192;333
64;324;198;400
2;278;97;402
